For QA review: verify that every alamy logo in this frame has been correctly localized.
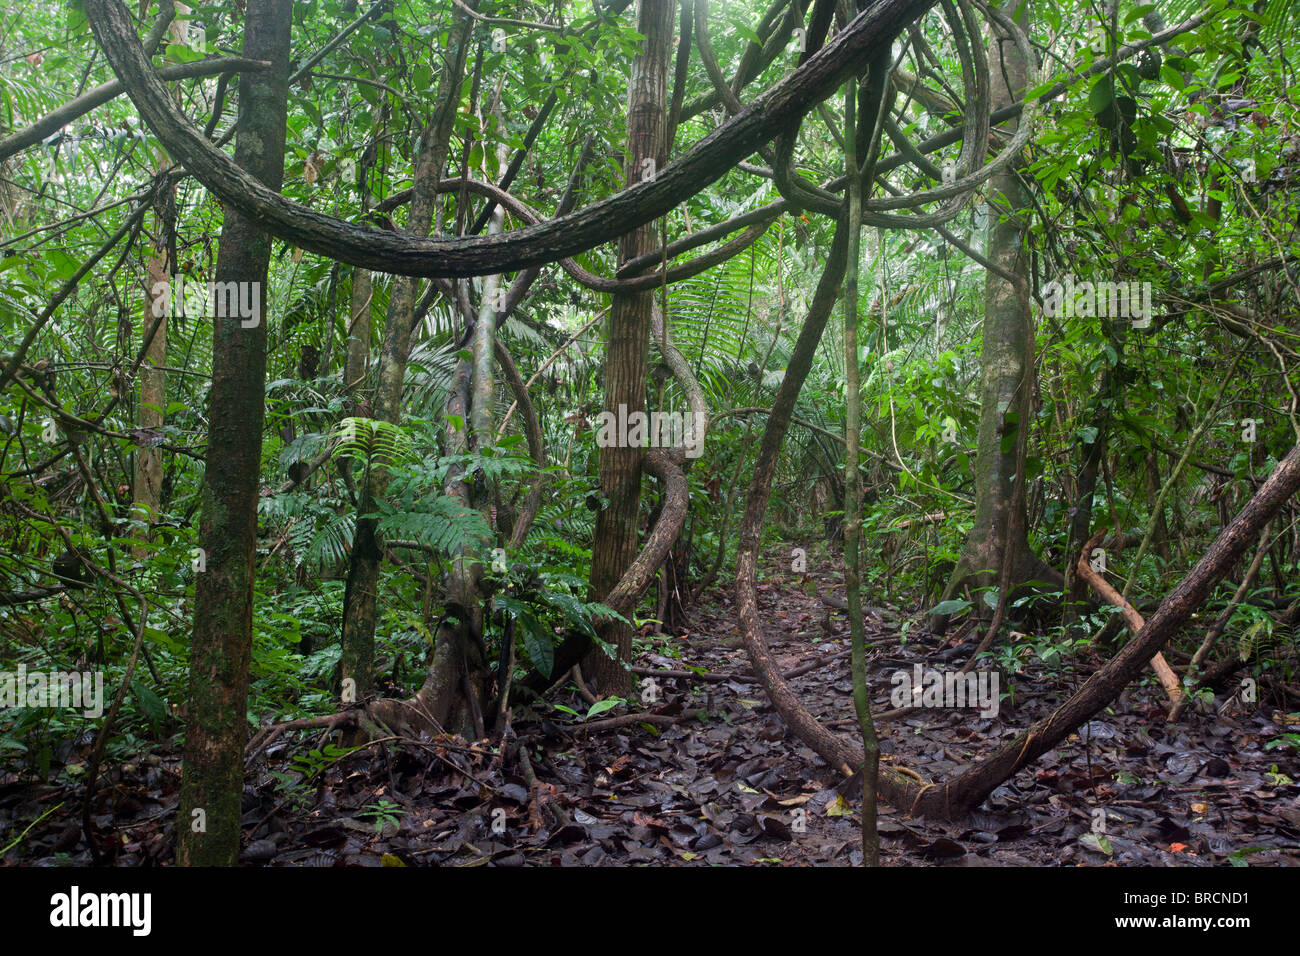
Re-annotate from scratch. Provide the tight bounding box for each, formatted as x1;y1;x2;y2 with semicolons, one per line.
594;403;705;459
150;279;261;328
890;664;1000;717
0;665;103;718
49;886;151;936
1041;273;1153;327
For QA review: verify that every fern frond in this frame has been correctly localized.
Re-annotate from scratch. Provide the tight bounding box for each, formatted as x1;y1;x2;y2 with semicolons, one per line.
374;496;493;555
301;512;355;572
331;417;414;471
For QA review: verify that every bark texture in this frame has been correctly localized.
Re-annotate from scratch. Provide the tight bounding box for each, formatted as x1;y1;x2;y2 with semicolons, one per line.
176;0;291;866
934;0;1054;632
586;0;675;695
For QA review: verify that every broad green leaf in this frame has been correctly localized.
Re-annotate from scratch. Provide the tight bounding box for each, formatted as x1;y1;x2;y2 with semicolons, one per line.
927;598;972;616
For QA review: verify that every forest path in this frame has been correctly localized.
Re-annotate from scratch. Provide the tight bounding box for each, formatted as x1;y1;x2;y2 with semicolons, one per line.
262;545;1297;867
4;546;1297;866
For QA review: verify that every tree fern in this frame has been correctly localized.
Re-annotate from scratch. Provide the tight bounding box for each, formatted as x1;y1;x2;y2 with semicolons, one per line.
373;495;492;555
330;416;414;473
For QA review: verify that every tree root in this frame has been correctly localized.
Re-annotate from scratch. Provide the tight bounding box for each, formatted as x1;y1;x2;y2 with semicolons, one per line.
244;695;444;766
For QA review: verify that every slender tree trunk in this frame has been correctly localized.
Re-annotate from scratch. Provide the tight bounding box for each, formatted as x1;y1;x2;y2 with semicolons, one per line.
967;0;1033;586
842;65;879;867
133;46;185;555
421;118;508;738
418;361;475;728
345;103;387;396
586;0;675;695
935;0;1050;629
1064;368;1111;633
339;3;474;702
133;193;168;552
176;0;292;866
1145;448;1171;563
345;268;372;392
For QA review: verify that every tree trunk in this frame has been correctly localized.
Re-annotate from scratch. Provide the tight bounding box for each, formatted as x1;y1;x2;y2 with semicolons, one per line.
176;0;292;867
842;62;880;867
420;119;509;738
586;0;675;695
344;103;387;396
1064;368;1111;633
345;267;372;392
338;2;474;701
935;0;1052;630
132;46;185;554
132;193;168;552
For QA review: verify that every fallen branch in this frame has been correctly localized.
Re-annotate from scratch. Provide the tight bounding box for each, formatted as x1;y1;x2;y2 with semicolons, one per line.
568;713;682;734
908;440;1300;817
1077;531;1183;705
245;711;359;764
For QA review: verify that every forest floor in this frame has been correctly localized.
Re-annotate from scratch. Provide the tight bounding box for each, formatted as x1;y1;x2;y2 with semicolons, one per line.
4;545;1300;866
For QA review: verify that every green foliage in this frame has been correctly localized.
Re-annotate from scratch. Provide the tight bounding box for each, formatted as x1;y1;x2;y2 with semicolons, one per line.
357;799;404;833
493;569;627;679
373;495;492;555
268;743;360;812
4;0;1300;845
331;417;415;473
1265;716;1300;754
553;696;628;721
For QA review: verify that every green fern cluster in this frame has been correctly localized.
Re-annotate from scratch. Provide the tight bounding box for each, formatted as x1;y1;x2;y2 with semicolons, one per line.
373;496;493;555
330;417;415;472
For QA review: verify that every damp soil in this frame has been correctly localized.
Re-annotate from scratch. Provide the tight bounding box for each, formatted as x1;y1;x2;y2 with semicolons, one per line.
4;546;1298;867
